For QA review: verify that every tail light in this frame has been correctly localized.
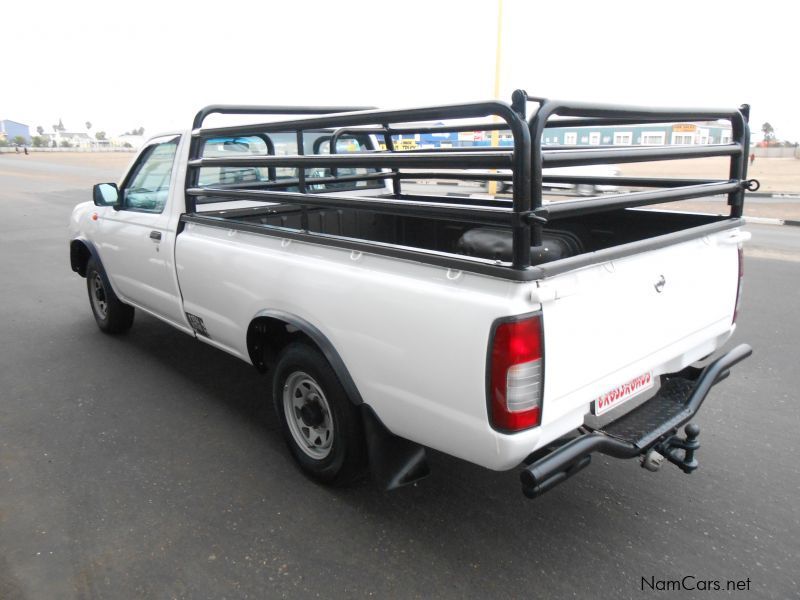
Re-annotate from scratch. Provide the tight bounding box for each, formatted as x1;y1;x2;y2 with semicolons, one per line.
489;314;543;432
733;246;744;324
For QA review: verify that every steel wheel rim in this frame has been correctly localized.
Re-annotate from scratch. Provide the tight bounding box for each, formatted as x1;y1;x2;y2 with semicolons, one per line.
283;371;334;460
91;273;108;319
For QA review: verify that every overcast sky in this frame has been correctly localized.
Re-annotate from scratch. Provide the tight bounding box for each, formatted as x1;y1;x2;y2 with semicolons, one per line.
4;0;799;142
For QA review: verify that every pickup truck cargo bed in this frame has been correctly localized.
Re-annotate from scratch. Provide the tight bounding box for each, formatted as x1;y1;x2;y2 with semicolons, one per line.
196;202;728;269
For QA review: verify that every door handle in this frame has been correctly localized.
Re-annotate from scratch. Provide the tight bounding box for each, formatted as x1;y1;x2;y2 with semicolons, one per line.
150;230;162;241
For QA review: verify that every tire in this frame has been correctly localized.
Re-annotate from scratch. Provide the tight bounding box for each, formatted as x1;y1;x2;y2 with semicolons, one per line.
272;343;367;486
85;257;135;334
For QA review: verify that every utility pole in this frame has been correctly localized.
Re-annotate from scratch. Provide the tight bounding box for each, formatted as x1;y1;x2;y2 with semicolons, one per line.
488;0;504;196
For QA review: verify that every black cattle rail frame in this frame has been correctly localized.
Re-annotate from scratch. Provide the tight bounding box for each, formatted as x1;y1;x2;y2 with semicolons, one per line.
182;90;753;279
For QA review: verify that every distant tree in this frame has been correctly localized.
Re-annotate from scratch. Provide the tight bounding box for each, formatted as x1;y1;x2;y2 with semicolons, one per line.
36;125;44;136
761;122;775;142
32;136;47;147
60;140;72;148
135;126;145;136
57;118;65;131
85;121;92;131
95;131;107;141
0;138;8;147
123;142;132;148
12;136;26;146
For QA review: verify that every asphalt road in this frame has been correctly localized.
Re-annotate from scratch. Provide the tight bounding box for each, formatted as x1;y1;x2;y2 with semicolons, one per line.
1;156;798;599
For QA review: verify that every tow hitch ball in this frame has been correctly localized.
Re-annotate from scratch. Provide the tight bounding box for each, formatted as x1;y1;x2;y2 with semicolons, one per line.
641;423;701;474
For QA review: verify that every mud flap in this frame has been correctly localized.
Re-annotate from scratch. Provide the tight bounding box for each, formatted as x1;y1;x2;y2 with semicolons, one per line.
361;405;430;491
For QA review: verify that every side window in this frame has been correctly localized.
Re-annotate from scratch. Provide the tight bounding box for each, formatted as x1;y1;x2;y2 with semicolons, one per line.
122;137;180;213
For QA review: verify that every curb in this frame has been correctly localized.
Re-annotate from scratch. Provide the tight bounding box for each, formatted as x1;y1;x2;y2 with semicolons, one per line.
745;191;800;199
744;216;784;226
744;217;800;227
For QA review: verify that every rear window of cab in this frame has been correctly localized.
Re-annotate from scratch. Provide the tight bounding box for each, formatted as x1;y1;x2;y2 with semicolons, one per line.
197;133;384;195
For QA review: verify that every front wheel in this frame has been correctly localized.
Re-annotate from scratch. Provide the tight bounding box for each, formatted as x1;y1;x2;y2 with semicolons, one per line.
86;258;134;334
272;343;367;486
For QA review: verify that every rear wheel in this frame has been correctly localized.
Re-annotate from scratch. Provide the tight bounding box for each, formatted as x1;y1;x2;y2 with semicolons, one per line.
272;343;367;485
86;258;134;334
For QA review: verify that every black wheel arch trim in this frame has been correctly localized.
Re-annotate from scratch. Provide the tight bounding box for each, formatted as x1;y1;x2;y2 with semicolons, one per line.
251;309;364;405
70;237;127;303
70;237;99;277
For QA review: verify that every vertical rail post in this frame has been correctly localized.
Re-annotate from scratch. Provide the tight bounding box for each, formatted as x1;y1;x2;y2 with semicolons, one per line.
329;131;339;179
510;89;533;269
296;130;309;231
184;110;211;214
527;98;554;249
382;123;402;197
258;134;278;182
728;104;750;218
185;137;201;214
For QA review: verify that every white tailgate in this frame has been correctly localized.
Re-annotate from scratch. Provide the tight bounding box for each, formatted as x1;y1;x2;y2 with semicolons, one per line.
539;229;741;424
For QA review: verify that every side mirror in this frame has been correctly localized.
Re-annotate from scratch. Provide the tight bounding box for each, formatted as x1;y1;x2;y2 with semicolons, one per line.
93;183;119;207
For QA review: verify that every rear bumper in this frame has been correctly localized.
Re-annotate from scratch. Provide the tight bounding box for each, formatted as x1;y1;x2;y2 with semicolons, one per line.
520;343;752;498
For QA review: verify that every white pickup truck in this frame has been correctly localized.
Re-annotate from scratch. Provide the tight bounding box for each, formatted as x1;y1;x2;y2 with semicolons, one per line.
69;92;753;498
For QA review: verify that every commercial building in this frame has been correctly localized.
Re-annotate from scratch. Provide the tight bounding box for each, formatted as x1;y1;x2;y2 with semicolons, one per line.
0;119;32;144
543;122;733;146
391;122;733;149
